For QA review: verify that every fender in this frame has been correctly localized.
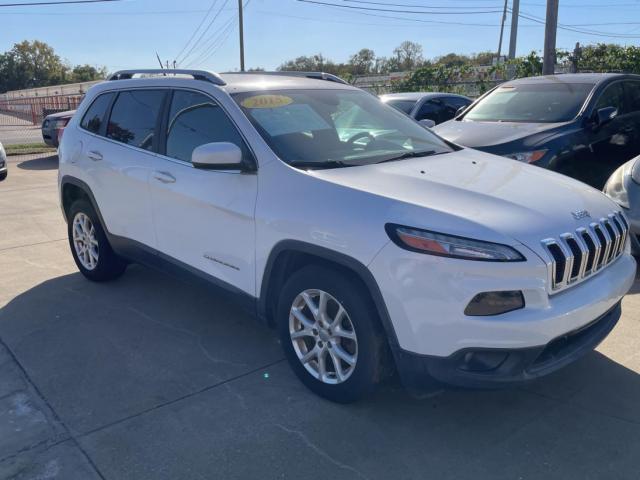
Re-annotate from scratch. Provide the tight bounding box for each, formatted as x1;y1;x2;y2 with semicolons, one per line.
60;175;104;225
258;240;400;350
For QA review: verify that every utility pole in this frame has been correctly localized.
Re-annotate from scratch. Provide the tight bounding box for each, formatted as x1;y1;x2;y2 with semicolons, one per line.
508;0;520;60
543;0;559;75
238;0;245;72
496;0;509;65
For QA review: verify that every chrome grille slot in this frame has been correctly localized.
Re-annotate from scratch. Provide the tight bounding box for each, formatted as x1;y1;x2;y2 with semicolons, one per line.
541;211;629;292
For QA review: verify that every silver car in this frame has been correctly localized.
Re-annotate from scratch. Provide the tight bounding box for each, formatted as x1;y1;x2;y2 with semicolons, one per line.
0;141;6;181
604;155;640;255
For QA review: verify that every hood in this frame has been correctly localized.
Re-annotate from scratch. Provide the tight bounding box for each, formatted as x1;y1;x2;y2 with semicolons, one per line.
433;119;564;148
312;148;620;257
45;110;76;120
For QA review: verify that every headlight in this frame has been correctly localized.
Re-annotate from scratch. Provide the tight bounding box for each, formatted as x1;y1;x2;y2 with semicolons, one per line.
504;150;547;164
604;164;630;209
385;224;525;262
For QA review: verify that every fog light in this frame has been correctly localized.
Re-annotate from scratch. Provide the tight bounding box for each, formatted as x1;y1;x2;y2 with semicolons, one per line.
460;351;509;372
464;291;524;316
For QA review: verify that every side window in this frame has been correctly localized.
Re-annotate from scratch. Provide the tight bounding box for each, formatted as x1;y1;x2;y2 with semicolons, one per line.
625;82;640;113
165;90;251;163
107;90;165;151
445;97;471;111
415;100;442;122
595;82;626;115
80;92;114;135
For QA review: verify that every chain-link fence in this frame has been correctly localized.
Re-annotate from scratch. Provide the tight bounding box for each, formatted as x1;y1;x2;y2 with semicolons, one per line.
0;94;82;126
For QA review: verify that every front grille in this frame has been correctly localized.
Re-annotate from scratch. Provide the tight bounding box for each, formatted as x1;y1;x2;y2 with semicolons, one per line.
541;211;629;292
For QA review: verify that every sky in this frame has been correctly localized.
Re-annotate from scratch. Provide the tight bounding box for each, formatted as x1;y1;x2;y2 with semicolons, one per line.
2;0;640;74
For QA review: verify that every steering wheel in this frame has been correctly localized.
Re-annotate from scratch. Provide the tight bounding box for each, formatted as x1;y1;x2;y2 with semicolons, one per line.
347;132;374;146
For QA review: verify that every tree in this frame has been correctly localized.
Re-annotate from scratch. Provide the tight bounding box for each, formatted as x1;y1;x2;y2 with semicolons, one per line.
393;41;424;71
0;40;67;92
70;64;107;83
0;40;108;93
348;48;376;75
435;53;471;68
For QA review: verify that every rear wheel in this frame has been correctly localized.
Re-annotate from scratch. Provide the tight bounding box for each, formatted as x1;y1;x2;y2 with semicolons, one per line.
277;265;383;403
67;199;127;281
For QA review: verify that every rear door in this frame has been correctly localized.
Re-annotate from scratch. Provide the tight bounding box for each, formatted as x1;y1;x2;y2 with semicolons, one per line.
82;89;166;248
146;89;258;296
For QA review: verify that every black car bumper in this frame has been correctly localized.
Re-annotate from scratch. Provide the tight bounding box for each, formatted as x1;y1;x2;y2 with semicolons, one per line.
395;302;621;390
42;127;59;147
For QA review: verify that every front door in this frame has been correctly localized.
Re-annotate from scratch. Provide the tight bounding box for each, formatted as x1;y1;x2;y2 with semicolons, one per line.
587;81;639;188
147;89;258;296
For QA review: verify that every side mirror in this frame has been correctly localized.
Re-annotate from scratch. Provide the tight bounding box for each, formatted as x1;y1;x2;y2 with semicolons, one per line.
192;142;244;170
419;119;436;129
592;107;618;127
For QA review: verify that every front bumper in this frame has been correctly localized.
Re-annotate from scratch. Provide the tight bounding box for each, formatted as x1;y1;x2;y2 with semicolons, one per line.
394;302;621;388
369;240;636;357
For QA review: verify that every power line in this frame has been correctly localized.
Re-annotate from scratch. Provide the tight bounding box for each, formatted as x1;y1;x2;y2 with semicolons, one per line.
0;0;123;6
515;8;640;38
0;8;210;14
177;0;231;66
174;0;221;66
296;0;505;14
187;0;251;69
341;0;505;8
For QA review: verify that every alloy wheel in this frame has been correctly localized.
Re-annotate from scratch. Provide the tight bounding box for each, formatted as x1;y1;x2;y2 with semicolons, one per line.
72;212;99;270
289;289;358;384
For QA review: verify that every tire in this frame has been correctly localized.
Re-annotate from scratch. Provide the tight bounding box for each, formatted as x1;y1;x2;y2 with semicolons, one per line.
276;265;384;403
0;171;6;181
67;199;127;282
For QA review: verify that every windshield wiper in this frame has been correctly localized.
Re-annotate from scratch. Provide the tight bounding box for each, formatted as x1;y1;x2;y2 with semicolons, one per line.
288;160;352;170
376;150;437;164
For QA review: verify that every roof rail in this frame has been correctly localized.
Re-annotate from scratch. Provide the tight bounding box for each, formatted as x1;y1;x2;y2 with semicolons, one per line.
108;69;226;86
229;71;349;85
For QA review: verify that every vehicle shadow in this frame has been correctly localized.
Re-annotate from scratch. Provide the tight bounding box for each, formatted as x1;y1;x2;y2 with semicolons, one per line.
16;154;58;171
1;265;639;478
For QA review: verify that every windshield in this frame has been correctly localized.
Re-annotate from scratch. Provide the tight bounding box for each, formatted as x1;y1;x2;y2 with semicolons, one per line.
384;99;417;115
464;82;594;123
234;89;454;168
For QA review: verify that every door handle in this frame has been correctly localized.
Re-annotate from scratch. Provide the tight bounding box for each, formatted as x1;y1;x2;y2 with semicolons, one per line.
87;150;103;161
153;171;176;184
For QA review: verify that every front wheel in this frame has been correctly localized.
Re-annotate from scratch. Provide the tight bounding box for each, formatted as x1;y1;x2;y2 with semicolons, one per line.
277;265;384;403
67;199;127;281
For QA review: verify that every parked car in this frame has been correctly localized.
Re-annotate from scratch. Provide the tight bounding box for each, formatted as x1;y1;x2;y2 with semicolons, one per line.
58;69;636;402
434;73;640;189
604;155;640;255
0;141;6;181
380;92;472;125
42;110;75;147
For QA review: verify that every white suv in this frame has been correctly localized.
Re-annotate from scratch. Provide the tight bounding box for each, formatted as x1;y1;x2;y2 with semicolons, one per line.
58;70;637;402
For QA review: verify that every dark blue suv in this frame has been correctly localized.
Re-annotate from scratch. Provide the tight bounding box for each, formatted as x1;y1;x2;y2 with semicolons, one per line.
434;73;640;189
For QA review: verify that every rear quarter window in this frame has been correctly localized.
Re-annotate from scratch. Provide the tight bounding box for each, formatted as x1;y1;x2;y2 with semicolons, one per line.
80;92;114;134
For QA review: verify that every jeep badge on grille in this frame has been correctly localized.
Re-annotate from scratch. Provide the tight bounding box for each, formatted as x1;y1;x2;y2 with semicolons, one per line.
572;210;591;220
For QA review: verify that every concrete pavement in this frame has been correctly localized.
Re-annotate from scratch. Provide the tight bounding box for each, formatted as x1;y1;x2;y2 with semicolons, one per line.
1;153;639;479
